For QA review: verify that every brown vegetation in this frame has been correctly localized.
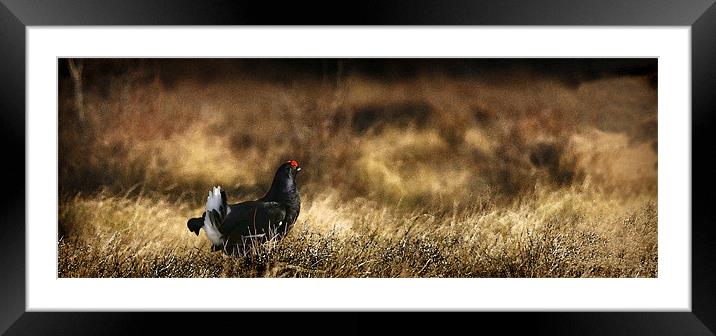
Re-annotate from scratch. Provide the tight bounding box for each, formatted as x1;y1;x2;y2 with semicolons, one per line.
58;60;657;277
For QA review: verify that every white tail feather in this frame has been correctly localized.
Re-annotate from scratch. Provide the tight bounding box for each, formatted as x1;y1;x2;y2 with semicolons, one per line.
203;186;224;246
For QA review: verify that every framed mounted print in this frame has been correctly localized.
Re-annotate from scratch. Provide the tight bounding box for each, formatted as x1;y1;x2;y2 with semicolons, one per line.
2;0;715;334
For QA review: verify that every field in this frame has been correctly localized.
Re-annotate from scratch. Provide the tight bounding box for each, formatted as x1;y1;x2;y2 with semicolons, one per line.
58;59;658;277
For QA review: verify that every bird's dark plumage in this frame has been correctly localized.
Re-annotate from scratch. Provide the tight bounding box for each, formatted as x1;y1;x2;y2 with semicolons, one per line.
186;160;301;255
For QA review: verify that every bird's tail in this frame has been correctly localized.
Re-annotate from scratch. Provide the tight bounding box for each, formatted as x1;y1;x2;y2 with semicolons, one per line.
205;186;228;220
203;186;228;246
187;216;203;235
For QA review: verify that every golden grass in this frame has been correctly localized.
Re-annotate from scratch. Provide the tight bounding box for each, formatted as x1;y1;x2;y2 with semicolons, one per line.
58;63;657;277
58;186;656;277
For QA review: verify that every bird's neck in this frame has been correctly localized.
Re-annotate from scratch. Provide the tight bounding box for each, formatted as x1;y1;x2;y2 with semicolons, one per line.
262;175;299;205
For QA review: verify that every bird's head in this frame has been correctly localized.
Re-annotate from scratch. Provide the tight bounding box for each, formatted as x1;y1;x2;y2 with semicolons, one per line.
265;160;301;200
281;160;301;179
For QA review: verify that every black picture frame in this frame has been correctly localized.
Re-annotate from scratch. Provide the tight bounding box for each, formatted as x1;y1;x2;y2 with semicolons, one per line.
1;0;714;334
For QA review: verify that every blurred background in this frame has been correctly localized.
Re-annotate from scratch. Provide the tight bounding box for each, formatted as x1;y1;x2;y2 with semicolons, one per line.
59;58;657;203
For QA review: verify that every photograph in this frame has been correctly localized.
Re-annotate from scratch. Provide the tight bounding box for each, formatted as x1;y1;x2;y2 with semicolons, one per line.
57;58;658;278
2;0;711;331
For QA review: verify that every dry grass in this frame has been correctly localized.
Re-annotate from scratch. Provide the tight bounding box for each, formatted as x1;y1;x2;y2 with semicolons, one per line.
58;60;657;277
58;187;656;277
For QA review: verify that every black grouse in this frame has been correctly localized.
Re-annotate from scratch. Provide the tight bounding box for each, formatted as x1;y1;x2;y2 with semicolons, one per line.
187;160;301;254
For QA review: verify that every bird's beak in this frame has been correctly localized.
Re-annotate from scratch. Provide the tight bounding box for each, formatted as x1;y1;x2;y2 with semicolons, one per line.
296;167;301;172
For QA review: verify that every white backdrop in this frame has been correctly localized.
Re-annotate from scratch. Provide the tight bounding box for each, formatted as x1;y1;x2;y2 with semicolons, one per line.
27;27;690;311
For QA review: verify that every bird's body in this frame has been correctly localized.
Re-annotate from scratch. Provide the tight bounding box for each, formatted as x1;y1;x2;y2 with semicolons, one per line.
187;160;301;255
